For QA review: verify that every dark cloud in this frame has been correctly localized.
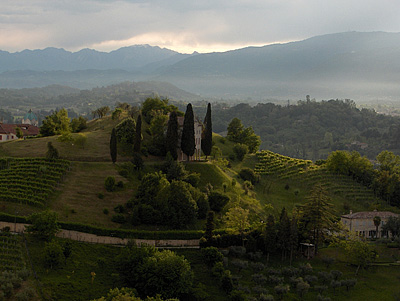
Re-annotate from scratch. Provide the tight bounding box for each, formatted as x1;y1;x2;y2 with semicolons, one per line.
1;0;400;53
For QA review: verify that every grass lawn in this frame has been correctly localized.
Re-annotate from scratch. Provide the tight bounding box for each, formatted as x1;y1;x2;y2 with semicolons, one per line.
50;161;134;228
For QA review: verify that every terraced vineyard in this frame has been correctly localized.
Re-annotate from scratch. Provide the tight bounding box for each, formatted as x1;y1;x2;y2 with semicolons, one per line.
0;158;70;207
255;150;379;205
0;232;25;271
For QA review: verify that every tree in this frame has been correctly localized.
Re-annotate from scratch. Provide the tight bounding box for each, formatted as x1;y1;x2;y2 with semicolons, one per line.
208;191;229;212
46;142;59;160
133;114;142;153
201;103;212;158
227;118;244;143
15;127;23;139
373;216;381;238
299;184;336;254
205;211;215;241
181;104;195;161
332;233;378;275
164;180;197;228
242;126;261;153
70;116;87;133
116;245;193;299
233;143;248;161
264;214;277;264
40;109;71;137
115;118;136;145
225;206;250;245
96;106;110;118
166;111;179;160
25;210;60;241
44;240;65;269
110;128;117;164
112;108;123;120
74;133;87;149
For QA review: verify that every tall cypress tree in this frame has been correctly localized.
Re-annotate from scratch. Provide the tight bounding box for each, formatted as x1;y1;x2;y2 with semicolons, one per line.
110;128;117;164
133;114;142;153
181;103;195;161
166;111;179;160
201;103;212;158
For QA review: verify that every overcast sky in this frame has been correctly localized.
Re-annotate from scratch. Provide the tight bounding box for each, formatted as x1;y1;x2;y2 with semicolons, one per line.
1;0;400;54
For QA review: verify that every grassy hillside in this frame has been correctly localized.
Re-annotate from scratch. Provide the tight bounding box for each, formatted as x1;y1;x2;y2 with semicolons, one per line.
251;150;389;215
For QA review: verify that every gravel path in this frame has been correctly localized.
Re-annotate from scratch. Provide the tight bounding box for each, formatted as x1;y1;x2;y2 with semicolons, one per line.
0;221;199;248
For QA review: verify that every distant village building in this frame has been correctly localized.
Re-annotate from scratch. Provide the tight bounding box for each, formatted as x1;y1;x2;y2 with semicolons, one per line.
341;209;399;238
177;116;203;161
21;109;39;127
0;123;39;142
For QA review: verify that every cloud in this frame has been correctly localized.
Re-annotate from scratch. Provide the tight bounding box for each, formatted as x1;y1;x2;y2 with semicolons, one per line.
0;0;400;53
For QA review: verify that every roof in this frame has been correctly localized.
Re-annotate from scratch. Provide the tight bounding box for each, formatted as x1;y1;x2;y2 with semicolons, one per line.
341;210;399;219
23;109;37;121
0;124;40;136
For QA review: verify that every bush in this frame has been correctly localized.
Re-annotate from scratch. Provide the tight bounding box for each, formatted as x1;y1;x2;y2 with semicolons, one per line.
111;214;126;224
98;193;105;199
233;143;248;161
105;176;116;192
208;191;230;212
201;247;224;267
228;246;246;257
103;208;109;215
238;168;260;185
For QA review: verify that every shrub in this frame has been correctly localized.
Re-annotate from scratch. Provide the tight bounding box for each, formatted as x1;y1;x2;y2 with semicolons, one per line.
233;143;248;161
201;247;224;267
228;246;246;257
114;205;125;213
103;208;109;215
98;193;105;199
208;191;230;212
239;168;260;185
105;176;116;192
111;214;126;224
116;181;124;189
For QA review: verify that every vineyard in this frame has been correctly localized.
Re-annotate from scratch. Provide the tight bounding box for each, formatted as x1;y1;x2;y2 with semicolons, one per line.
0;232;25;271
0;158;70;207
255;150;379;205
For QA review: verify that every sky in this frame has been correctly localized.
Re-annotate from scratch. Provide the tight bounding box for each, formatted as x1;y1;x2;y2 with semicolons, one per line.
1;0;400;54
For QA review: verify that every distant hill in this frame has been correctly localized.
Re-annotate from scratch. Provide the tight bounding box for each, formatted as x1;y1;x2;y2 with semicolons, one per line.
1;32;400;99
0;45;193;72
156;31;400;99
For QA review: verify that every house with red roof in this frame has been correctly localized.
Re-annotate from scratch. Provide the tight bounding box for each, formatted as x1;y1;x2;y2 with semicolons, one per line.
0;123;40;142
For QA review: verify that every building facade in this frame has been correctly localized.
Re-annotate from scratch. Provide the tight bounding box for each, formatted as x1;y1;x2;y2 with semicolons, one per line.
341;210;399;238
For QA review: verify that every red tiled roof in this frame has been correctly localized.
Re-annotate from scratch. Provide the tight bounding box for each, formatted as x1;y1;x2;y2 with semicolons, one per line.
0;124;39;136
342;210;399;219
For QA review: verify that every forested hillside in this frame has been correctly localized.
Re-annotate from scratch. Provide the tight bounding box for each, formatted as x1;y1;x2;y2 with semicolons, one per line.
210;99;400;160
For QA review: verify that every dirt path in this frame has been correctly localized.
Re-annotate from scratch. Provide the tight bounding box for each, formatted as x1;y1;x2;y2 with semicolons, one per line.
0;221;199;248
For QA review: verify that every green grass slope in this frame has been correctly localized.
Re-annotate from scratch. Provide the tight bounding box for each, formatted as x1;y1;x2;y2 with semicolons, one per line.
252;150;387;215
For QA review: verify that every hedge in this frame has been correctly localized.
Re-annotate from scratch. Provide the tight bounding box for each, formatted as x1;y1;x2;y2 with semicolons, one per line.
0;213;229;240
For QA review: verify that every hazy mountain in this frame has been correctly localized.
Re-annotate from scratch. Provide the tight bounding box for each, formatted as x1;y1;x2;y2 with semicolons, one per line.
0;45;191;72
155;31;400;99
2;32;400;100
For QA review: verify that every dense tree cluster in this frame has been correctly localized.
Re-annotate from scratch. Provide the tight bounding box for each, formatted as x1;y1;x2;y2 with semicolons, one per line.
40;108;87;137
227;118;261;153
326;150;400;207
116;245;193;299
211;99;400;159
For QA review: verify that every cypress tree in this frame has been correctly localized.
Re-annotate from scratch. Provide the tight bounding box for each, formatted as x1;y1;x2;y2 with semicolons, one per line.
110;128;117;164
181;103;195;161
201;103;212;159
166;111;179;160
133;114;142;153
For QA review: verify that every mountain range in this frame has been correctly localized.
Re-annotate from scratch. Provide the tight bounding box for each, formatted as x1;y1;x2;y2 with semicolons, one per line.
1;31;400;100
